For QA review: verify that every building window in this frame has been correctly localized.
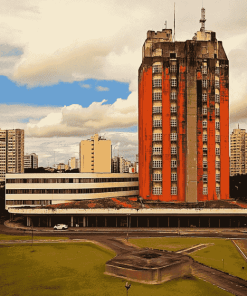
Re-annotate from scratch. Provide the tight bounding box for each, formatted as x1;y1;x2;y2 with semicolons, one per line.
153;187;162;195
153;93;162;100
153;174;162;181
153;147;162;155
203;187;208;195
202;121;207;128
216;174;220;182
216;122;220;129
170;65;177;73
202;80;207;88
171;187;177;195
153;134;162;141
170;92;177;100
171;79;177;87
215;108;220;116
215;67;220;75
203;147;207;155
153;79;162;88
203;161;207;169
171;173;177;181
153;106;162;114
202;107;207;115
216;161;220;169
203;134;207;142
171;160;177;168
216;187;220;194
171;146;177;154
202;93;207;102
216;147;220;155
215;80;220;89
153;65;162;73
203;174;208;183
215;94;220;103
153;120;162;127
170;133;177;141
216;135;220;143
153;160;162;168
170;119;177;127
202;66;207;74
170;106;177;113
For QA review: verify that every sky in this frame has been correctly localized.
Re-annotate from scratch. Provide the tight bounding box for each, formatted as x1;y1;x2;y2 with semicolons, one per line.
0;0;247;167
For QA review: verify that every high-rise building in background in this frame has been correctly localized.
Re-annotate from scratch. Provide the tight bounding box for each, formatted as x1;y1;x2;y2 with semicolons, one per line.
230;126;247;176
138;8;229;202
0;129;24;181
69;157;79;170
79;134;111;173
24;153;38;169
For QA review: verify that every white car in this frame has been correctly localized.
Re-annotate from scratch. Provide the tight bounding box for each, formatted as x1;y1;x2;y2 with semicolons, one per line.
54;224;68;230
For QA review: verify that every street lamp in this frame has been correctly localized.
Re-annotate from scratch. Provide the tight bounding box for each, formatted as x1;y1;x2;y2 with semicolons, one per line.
125;282;131;296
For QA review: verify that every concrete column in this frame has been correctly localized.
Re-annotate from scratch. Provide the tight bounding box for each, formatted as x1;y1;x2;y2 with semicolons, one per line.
147;217;149;228
49;217;51;227
129;216;131;228
86;216;88;227
105;217;107;227
38;217;40;227
157;217;159;228
71;216;74;227
168;217;169;227
83;216;86;227
136;217;138;227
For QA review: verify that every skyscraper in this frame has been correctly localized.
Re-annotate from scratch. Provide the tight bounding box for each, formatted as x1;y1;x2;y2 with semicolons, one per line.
138;8;229;202
24;153;38;169
230;126;247;176
0;129;24;181
79;134;111;173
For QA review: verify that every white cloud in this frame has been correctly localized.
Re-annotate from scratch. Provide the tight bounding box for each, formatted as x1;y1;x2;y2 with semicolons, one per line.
25;91;138;137
96;86;109;92
79;83;91;89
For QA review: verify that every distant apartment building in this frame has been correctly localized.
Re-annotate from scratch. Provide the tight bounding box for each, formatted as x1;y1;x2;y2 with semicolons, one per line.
24;153;38;169
56;163;70;171
79;134;111;173
230;127;247;176
112;156;136;173
69;157;79;170
0;129;24;181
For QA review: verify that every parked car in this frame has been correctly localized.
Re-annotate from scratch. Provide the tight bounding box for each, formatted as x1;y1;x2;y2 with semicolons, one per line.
54;224;68;230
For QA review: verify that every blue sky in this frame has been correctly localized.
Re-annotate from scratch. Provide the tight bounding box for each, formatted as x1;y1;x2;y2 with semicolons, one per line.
0;76;131;107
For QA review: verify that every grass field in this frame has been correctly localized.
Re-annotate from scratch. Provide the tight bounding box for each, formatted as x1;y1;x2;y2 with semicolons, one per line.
0;242;232;296
129;237;247;280
0;234;69;241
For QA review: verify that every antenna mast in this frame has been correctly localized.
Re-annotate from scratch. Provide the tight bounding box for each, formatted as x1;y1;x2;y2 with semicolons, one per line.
173;3;175;42
200;7;206;32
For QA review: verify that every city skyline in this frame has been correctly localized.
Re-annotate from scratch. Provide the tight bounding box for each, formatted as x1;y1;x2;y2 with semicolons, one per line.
0;0;246;166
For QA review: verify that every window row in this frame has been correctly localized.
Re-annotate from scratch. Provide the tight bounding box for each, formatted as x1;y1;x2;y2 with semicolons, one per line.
153;93;162;100
170;133;177;141
171;187;177;195
153;160;162;168
6;200;51;206
153;134;162;141
153;79;162;88
153;187;162;195
153;120;162;127
152;65;162;73
153;174;162;181
202;174;220;183
153;147;162;155
6;186;139;195
6;177;138;184
153;106;162;114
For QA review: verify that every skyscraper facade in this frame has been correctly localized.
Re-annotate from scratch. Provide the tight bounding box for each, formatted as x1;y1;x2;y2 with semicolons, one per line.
230;127;247;176
138;8;229;202
24;153;38;169
0;129;24;181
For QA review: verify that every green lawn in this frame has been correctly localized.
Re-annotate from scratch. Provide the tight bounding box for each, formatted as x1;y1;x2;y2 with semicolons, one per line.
0;234;69;241
0;242;232;296
130;237;247;280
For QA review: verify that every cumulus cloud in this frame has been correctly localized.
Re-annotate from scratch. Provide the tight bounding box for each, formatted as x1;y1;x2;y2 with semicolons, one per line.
79;83;91;89
25;91;137;137
96;86;109;92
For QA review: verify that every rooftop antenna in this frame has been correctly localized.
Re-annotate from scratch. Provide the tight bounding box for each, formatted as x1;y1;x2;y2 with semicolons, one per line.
165;20;167;29
200;6;206;32
173;3;175;42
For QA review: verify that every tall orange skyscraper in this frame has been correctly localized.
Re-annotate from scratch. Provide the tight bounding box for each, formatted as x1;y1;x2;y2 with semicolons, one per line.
138;8;229;202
